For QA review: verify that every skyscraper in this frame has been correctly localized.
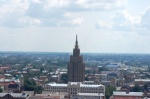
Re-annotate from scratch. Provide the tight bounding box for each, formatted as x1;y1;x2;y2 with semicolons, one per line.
68;35;85;82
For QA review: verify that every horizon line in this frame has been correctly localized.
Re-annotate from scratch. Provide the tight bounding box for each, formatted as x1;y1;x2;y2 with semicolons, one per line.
0;51;150;55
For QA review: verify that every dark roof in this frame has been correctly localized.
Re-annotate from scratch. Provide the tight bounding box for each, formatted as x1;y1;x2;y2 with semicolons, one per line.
8;84;19;89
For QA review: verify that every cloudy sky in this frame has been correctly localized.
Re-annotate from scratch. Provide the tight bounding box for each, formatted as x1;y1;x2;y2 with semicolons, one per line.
0;0;150;53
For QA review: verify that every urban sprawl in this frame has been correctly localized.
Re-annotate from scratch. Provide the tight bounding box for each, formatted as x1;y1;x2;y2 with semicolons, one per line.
0;36;149;99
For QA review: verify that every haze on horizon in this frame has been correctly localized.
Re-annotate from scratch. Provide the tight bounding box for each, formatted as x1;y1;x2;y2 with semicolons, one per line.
1;0;150;53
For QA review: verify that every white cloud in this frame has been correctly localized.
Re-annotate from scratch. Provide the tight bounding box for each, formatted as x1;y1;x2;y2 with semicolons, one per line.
95;10;139;30
71;18;84;26
111;9;150;35
95;7;150;36
0;0;29;27
64;14;84;26
32;0;41;3
111;10;141;31
140;7;150;30
95;20;112;29
19;16;41;26
44;0;69;9
75;0;127;10
0;0;128;28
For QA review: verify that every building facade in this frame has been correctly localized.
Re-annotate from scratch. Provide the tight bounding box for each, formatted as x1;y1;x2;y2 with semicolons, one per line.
68;35;85;82
44;82;105;98
134;79;150;86
110;91;143;99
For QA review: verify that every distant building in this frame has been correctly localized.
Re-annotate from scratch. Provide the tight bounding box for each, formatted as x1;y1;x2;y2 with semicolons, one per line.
28;94;61;99
0;92;28;99
134;79;150;86
44;82;105;98
0;78;21;91
74;93;105;99
8;83;20;92
110;91;143;99
68;35;85;82
101;81;111;86
110;78;117;87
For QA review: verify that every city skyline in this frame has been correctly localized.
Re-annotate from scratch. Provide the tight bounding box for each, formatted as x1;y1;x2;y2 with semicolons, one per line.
1;0;150;53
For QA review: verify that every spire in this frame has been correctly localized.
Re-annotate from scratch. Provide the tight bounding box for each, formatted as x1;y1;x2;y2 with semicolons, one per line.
74;35;80;56
75;34;78;48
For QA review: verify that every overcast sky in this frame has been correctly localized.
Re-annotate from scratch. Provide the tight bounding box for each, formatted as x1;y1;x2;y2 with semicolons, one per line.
0;0;150;53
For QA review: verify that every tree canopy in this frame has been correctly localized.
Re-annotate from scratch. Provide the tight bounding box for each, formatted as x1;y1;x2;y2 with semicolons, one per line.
61;73;68;83
105;85;116;99
131;84;142;92
24;78;36;91
34;86;43;94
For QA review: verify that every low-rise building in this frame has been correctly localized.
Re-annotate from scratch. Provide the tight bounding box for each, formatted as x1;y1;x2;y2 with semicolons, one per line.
28;94;61;99
0;92;28;99
0;78;21;91
8;83;20;92
73;93;105;99
110;91;143;99
134;79;150;86
44;82;105;98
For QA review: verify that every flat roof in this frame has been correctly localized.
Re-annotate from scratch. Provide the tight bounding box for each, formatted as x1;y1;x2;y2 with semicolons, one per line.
113;91;143;96
47;83;67;87
80;84;104;87
135;79;150;82
46;82;104;88
84;81;94;83
101;81;111;82
77;93;104;96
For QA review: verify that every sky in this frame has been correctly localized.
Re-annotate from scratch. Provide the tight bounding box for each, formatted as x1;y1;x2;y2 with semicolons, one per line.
0;0;150;53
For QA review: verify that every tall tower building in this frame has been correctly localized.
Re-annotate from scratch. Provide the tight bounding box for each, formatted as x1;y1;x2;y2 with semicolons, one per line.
68;35;85;82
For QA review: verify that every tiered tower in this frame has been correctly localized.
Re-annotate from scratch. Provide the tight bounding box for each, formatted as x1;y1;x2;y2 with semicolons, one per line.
68;35;85;82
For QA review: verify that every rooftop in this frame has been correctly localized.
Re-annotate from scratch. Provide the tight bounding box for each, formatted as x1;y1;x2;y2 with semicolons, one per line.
0;93;28;98
113;91;143;96
77;93;104;96
47;83;67;87
80;84;104;87
46;82;104;88
135;79;150;82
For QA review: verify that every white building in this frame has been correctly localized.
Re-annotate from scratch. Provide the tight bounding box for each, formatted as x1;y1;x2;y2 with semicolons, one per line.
134;79;150;85
74;93;105;99
44;82;105;98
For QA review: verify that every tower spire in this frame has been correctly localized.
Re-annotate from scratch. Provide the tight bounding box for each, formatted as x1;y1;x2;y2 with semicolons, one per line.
75;34;78;48
76;35;78;45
